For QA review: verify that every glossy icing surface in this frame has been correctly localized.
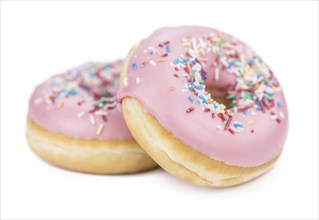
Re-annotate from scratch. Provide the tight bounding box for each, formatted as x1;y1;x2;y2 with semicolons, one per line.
119;26;288;167
29;61;133;140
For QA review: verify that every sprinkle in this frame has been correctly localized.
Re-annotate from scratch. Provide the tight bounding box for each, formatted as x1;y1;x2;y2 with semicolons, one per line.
149;60;156;66
228;127;235;134
212;113;215;118
247;120;254;125
102;115;107;122
233;121;243;128
277;101;282;107
216;125;222;130
188;95;195;102
132;63;138;70
135;77;141;84
89;114;95;125
186;107;195;113
279;112;285;118
173;74;179;78
215;68;219;81
276;118;281;123
123;77;128;86
224;115;233;130
57;101;64;109
77;111;85;118
173;59;179;65
96;123;104;135
34;98;42;105
166;45;171;53
270;114;277;120
251;129;255;133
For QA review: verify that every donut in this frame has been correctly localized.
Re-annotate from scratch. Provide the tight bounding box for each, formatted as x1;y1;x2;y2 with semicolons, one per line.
27;61;157;174
119;27;289;187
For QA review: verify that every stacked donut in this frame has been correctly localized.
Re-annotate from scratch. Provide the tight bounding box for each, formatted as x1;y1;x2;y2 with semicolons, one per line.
27;26;288;187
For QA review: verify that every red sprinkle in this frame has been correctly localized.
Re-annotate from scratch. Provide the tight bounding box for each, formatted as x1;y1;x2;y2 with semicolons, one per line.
173;74;179;78
164;41;170;45
102;115;108;122
161;53;168;58
228;128;235;134
276;118;281;123
158;43;164;48
186;107;195;113
224;115;233;130
175;67;179;71
212;113;215;118
204;108;210;112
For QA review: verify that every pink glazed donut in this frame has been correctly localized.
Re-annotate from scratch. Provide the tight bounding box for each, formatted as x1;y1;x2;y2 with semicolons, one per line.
26;61;156;174
119;26;289;187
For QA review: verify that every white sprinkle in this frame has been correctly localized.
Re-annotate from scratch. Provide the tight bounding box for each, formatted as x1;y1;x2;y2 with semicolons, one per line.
279;112;285;118
89;114;95;125
215;68;219;81
136;77;141;84
143;49;148;54
270;115;278;120
149;60;156;66
34;98;42;105
216;125;222;130
251;111;257;116
77;111;85;118
181;89;188;92
123;77;128;86
95;110;108;116
96;123;104;135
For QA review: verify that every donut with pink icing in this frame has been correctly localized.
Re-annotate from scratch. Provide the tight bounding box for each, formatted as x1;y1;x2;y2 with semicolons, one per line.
120;26;288;187
26;61;156;174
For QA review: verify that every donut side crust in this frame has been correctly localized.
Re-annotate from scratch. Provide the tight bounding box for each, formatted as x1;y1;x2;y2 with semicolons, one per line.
26;118;157;174
122;97;279;187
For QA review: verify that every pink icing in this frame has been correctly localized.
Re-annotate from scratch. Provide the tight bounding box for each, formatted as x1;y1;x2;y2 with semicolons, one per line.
28;62;133;140
119;26;288;167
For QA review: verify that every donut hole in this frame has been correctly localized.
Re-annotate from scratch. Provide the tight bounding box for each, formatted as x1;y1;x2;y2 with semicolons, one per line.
206;86;233;109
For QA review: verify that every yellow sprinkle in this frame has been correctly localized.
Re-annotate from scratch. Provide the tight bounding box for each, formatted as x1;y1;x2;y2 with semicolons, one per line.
183;42;191;47
247;121;254;126
96;123;104;135
57;101;64;109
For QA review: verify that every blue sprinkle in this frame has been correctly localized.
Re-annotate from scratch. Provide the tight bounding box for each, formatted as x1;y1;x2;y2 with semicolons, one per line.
192;61;197;65
69;90;78;96
188;95;195;102
195;85;203;90
227;62;231;68
201;72;207;79
234;123;243;128
173;59;179;65
150;51;154;55
277;101;282;107
249;59;255;66
183;57;190;62
189;86;195;91
190;77;195;83
262;97;267;102
166;45;171;53
199;95;208;104
256;102;262;111
265;91;273;96
214;104;219;109
243;109;248;115
132;63;138;70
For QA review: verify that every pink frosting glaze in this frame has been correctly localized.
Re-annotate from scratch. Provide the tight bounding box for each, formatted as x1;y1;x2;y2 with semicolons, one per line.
119;26;288;167
29;61;133;140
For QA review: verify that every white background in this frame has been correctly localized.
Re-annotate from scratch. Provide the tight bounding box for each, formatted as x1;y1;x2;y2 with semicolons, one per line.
1;1;318;219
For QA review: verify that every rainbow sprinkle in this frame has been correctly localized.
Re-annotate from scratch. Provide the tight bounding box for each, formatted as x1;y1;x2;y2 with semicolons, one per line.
36;61;122;136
